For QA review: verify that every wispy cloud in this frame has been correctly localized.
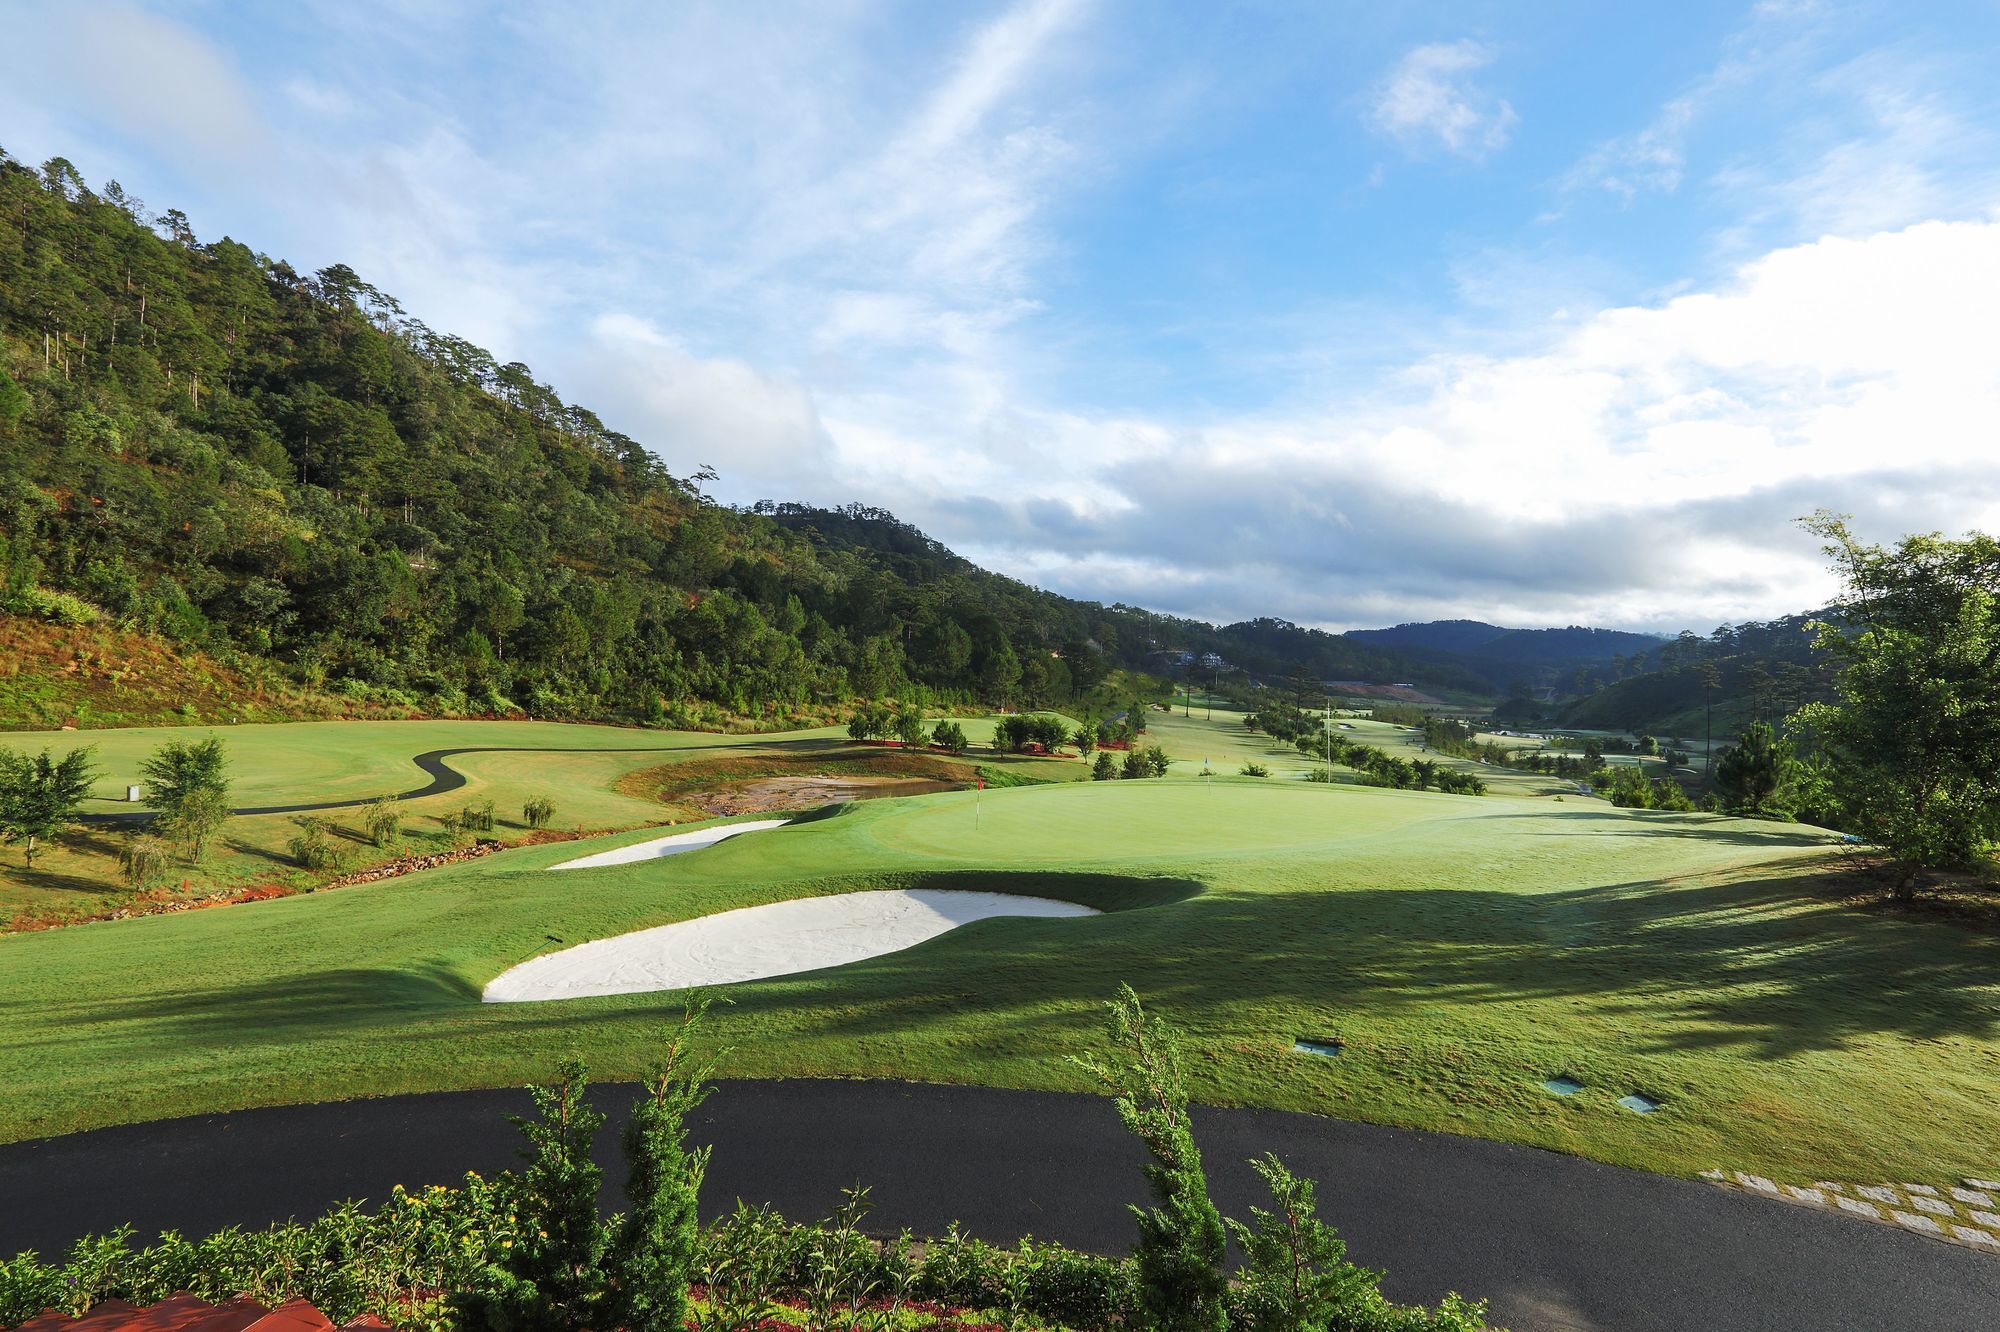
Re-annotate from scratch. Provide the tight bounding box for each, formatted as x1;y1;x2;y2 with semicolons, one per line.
1368;41;1516;161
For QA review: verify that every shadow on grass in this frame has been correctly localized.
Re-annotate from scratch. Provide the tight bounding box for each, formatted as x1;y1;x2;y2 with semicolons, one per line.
224;836;295;867
698;865;2000;1061
24;862;1994;1065
0;862;114;896
24;962;481;1037
15;872;1198;1045
1476;808;1835;848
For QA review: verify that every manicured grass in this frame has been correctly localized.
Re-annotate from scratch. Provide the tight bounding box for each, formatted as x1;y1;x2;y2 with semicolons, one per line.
0;719;1072;924
2;733;1993;1197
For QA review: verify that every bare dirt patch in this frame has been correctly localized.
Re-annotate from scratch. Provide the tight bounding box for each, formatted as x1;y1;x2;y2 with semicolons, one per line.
695;774;961;815
617;744;976;817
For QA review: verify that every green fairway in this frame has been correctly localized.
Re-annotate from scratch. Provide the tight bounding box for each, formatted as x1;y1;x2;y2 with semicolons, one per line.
2;734;1994;1197
0;717;1068;924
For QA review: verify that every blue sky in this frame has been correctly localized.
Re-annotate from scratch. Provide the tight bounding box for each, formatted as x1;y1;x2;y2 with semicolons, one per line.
5;0;2000;631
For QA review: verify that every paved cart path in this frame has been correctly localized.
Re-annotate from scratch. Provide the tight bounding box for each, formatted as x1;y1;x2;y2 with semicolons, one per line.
2;1080;1992;1332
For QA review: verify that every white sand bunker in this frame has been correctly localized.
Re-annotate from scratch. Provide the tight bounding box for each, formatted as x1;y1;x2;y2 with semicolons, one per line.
547;820;789;871
483;889;1098;1002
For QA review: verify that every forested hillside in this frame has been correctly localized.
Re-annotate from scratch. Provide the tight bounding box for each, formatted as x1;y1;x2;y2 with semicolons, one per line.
1556;614;1835;738
0;151;1473;728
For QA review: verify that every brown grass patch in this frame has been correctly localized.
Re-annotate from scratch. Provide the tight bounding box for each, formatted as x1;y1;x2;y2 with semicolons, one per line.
617;744;977;816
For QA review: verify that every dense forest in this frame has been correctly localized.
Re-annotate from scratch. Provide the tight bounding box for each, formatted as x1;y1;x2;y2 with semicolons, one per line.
0;150;1500;726
1553;613;1835;737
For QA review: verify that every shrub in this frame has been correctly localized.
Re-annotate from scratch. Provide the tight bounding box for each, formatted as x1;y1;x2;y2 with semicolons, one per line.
523;796;557;829
911;1224;1008;1309
847;703;892;742
931;720;968;755
1144;745;1170;777
1092;752;1119;781
1240;763;1270;778
1015;1241;1133;1328
1122;749;1149;780
363;798;402;847
995;714;1033;752
459;799;495;833
119;834;168;889
691;1202;786;1330
4;585;101;626
893;707;928;748
287;817;337;870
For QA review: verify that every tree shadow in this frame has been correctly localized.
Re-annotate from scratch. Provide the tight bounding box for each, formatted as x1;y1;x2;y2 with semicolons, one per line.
703;866;1999;1060
22;862;1992;1071
0;861;114;895
223;836;295;867
17;963;482;1039
1475;808;1836;848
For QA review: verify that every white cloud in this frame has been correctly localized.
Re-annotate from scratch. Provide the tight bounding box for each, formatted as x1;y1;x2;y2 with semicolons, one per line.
1369;41;1516;160
570;314;838;484
838;216;2000;629
5;2;270;174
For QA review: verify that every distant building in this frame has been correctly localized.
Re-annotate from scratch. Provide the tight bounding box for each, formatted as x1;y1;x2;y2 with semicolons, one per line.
1200;651;1224;668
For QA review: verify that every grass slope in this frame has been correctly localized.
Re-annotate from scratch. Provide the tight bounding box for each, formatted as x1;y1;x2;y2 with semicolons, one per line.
0;718;1084;925
0;617;382;731
3;732;1993;1195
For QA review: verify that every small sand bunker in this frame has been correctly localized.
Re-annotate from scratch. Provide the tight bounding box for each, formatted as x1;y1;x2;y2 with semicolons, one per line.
483;888;1098;1001
547;819;789;871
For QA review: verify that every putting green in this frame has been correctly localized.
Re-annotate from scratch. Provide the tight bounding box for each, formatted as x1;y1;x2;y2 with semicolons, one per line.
6;750;1993;1198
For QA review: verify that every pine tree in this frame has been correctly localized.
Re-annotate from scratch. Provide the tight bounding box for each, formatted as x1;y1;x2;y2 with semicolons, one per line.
605;998;716;1332
1071;985;1228;1332
454;1060;607;1332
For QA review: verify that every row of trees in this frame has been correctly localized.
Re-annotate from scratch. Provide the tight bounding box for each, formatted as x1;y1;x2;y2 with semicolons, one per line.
1242;709;1487;796
996;713;1076;754
0;736;231;872
1092;746;1171;780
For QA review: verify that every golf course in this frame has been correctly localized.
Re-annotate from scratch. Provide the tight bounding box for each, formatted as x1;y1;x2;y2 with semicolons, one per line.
3;709;1994;1205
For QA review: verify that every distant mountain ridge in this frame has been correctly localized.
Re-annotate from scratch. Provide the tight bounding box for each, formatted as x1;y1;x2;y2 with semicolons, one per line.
1344;619;1668;691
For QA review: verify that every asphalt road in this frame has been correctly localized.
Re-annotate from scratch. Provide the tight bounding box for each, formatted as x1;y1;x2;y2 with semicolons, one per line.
2;1080;1992;1332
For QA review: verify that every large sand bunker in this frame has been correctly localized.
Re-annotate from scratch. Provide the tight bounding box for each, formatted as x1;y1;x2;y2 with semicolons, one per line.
547;819;789;871
483;888;1098;1001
